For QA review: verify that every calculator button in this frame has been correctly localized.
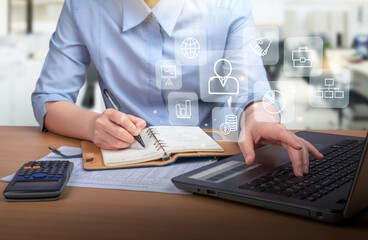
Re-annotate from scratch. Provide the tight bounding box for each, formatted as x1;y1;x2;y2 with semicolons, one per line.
32;166;41;169
24;166;32;169
47;175;55;178
33;173;47;179
24;175;31;179
16;176;23;180
54;175;62;179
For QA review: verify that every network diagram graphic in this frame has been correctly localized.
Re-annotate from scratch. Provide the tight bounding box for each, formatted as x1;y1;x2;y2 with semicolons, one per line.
181;37;201;59
314;78;345;99
163;33;346;129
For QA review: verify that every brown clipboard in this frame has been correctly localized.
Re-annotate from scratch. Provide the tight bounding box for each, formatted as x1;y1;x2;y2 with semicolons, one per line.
81;129;241;171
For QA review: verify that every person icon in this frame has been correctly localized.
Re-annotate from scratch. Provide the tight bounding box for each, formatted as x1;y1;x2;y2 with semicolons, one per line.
208;59;239;95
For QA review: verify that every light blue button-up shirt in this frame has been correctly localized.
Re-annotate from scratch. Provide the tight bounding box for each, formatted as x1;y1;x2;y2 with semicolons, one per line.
32;0;270;130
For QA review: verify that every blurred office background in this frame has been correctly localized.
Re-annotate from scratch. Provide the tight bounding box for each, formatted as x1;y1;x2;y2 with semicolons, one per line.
0;0;367;130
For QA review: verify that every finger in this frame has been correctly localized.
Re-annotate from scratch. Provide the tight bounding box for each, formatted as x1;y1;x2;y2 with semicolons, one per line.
95;139;117;150
127;115;147;132
290;136;310;174
239;132;256;165
277;130;303;150
299;140;310;175
103;122;135;144
300;138;324;159
108;110;140;136
101;131;133;150
282;143;303;177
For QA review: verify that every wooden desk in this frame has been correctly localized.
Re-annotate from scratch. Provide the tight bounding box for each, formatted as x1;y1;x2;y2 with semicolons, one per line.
0;127;367;240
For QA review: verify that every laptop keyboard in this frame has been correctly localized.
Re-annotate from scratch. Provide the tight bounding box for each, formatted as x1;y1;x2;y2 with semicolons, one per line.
239;138;365;202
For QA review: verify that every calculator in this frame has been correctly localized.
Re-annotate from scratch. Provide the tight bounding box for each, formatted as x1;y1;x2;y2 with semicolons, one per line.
3;160;73;202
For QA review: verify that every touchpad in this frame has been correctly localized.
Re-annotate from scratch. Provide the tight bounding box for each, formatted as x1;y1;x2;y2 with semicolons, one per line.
314;144;326;151
189;161;261;183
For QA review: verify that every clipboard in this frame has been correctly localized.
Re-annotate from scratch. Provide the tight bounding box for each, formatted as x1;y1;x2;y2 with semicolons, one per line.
81;129;242;171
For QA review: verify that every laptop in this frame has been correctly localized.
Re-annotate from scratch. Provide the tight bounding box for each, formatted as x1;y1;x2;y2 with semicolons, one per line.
172;131;368;223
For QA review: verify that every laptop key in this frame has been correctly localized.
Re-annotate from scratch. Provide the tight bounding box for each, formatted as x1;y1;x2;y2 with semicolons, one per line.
237;139;364;202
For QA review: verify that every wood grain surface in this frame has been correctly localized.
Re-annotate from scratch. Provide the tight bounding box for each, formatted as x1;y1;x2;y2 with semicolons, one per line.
0;127;367;240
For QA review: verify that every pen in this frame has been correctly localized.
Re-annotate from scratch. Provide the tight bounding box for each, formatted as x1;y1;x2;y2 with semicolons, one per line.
103;89;146;148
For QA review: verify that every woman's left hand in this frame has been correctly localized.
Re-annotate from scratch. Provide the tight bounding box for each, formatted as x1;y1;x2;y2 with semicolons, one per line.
238;108;324;177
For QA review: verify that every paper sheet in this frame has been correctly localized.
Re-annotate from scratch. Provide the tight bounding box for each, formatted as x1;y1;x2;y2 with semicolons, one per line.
1;146;215;194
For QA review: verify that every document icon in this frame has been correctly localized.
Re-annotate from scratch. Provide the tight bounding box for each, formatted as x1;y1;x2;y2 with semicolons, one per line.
292;47;314;68
208;59;239;95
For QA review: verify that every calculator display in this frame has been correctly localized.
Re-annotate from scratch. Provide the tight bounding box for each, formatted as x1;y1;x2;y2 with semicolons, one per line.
13;181;59;187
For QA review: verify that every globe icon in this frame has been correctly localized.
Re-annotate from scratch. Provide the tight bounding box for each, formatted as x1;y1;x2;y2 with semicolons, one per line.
181;37;200;59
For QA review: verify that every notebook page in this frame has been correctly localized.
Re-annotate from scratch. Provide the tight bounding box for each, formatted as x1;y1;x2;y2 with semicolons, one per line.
152;126;223;154
102;129;164;166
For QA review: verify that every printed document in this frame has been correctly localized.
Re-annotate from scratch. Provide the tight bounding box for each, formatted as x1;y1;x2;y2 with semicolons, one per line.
1;146;215;194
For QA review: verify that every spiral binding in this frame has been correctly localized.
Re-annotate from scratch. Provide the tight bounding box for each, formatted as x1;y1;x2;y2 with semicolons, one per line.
147;128;171;161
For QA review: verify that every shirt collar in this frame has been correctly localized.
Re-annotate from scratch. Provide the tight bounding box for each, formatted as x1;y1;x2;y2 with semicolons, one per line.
122;0;151;32
122;0;186;37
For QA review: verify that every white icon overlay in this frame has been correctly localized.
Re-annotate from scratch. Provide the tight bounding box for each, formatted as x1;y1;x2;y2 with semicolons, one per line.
161;65;177;86
181;37;200;59
292;47;314;68
175;100;192;119
314;78;345;99
252;37;272;57
262;90;286;114
220;115;238;135
208;59;239;95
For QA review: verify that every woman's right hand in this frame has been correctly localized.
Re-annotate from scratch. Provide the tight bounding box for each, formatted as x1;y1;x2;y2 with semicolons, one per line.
91;109;146;150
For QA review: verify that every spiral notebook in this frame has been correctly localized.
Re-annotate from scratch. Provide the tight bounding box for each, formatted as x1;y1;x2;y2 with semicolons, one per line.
101;126;224;167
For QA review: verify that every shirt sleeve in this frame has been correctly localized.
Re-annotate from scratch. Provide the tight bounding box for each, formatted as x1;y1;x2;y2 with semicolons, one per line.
31;0;90;131
223;0;271;115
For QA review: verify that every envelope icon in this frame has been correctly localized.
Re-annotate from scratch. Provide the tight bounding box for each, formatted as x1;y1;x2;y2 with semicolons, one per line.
292;47;314;68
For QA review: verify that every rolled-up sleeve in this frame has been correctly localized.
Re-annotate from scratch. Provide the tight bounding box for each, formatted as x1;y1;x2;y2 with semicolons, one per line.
31;0;90;131
224;0;271;113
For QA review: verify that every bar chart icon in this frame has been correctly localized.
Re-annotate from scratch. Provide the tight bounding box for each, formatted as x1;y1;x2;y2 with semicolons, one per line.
175;100;192;119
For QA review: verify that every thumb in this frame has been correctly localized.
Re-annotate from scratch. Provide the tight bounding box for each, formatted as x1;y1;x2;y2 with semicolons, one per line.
239;132;256;165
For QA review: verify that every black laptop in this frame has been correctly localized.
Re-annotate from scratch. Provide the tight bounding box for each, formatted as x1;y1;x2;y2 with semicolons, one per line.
172;131;368;223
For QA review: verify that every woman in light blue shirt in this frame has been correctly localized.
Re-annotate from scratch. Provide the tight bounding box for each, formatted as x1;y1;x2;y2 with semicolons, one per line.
32;0;323;177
